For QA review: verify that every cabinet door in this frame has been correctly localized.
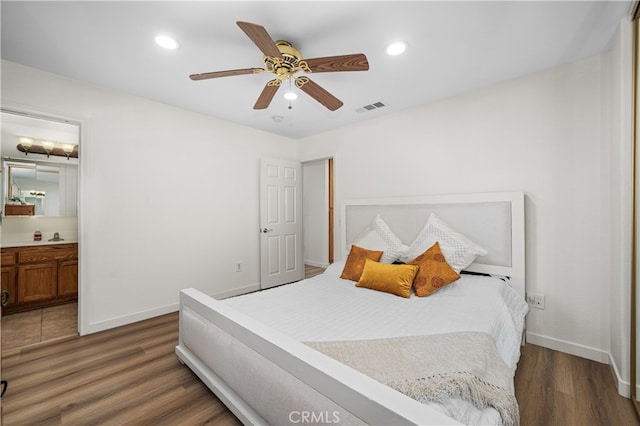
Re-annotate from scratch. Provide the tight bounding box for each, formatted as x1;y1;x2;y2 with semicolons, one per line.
0;266;17;306
18;262;57;303
57;260;78;297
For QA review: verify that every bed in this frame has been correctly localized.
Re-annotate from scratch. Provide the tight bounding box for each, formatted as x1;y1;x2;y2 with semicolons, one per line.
176;191;527;425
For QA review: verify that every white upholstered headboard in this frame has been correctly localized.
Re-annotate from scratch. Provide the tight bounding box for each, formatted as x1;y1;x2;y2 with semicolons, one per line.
340;192;525;300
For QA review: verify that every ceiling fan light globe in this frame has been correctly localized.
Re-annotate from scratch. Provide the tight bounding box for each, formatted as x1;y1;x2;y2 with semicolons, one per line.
284;91;298;100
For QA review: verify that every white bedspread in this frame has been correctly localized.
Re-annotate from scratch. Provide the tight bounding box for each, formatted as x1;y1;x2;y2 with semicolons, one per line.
222;261;528;424
224;261;528;371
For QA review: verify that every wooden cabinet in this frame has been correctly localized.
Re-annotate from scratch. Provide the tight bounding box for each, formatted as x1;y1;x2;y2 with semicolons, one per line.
18;262;57;303
58;260;78;297
1;251;17;306
1;243;77;314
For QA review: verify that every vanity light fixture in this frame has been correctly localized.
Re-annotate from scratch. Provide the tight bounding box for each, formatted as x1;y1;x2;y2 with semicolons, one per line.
16;136;78;160
385;41;407;56
18;137;34;155
42;141;54;158
62;144;74;159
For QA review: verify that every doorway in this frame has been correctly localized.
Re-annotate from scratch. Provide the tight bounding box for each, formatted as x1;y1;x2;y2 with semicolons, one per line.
1;110;80;351
302;158;334;271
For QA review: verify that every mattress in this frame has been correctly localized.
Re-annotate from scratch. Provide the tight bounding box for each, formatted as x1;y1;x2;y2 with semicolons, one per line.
222;261;529;424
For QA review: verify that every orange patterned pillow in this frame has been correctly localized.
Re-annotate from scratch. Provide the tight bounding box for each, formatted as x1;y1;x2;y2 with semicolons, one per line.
407;242;460;297
340;245;384;281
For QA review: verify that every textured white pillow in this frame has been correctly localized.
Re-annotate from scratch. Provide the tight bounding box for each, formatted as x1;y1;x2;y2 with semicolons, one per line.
352;215;408;263
399;213;488;272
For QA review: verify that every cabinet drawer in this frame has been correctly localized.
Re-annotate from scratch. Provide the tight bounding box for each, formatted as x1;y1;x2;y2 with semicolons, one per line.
1;251;16;266
18;245;78;264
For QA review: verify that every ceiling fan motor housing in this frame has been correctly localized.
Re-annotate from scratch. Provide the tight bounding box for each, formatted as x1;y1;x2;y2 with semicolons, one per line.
264;40;304;81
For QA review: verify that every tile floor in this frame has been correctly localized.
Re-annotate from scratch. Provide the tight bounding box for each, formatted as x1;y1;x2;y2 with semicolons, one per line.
2;302;78;352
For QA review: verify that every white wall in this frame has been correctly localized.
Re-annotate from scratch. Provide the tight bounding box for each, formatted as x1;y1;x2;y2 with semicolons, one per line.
607;18;634;396
298;53;613;363
1;60;296;334
302;159;329;267
3;27;633;390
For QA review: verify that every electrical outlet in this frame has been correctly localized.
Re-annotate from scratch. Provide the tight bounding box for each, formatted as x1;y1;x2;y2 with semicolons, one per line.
235;262;242;273
526;293;545;310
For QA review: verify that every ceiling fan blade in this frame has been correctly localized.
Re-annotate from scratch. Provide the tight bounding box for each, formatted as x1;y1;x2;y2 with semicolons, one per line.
190;68;263;80
303;54;369;73
254;79;281;109
237;21;283;59
295;77;343;111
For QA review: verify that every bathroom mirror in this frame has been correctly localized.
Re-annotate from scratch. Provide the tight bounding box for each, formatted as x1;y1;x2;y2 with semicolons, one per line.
4;160;77;216
1;110;79;217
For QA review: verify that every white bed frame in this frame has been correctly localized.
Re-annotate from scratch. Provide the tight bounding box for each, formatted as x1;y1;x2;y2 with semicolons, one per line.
175;191;525;425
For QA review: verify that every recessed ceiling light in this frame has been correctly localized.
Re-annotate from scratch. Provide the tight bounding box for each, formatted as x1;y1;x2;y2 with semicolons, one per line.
155;35;179;50
385;41;407;56
272;115;284;123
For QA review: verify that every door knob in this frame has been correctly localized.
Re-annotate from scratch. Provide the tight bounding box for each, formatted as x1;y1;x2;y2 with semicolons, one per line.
260;228;273;233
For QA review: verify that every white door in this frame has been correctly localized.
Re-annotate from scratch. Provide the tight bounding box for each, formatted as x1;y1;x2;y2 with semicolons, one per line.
260;158;303;289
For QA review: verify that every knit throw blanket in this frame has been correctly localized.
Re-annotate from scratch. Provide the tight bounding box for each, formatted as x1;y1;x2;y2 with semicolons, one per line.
306;332;519;426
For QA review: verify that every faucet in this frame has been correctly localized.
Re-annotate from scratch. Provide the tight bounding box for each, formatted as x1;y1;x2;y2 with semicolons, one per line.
48;232;64;242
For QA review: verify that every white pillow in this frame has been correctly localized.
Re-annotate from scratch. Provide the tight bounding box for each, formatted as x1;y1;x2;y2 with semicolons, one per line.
352;214;408;263
398;213;487;272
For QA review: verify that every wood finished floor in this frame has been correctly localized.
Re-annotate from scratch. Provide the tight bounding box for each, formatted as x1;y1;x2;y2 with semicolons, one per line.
2;265;638;425
515;343;639;426
4;315;637;426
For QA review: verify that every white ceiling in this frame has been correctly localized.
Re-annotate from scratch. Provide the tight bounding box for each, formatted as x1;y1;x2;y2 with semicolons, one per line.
0;1;632;140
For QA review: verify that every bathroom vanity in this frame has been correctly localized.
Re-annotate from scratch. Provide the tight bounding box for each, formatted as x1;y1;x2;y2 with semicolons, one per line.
0;242;78;314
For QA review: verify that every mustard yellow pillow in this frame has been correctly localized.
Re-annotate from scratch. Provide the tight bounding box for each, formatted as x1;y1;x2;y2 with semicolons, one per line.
340;245;384;281
407;242;460;297
356;258;419;298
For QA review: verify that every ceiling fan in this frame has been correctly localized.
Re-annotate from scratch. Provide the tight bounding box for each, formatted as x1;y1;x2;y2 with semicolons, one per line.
189;21;370;111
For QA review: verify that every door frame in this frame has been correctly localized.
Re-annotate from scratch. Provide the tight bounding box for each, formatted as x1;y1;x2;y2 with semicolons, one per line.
301;157;334;267
1;104;85;334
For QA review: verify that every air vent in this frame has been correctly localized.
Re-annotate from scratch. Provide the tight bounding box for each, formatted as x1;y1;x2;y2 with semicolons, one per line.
356;101;388;113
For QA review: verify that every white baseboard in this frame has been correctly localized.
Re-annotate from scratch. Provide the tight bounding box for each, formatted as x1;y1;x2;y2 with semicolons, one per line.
304;260;330;268
525;332;610;364
213;283;261;299
608;353;631;398
84;302;178;335
81;283;261;335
